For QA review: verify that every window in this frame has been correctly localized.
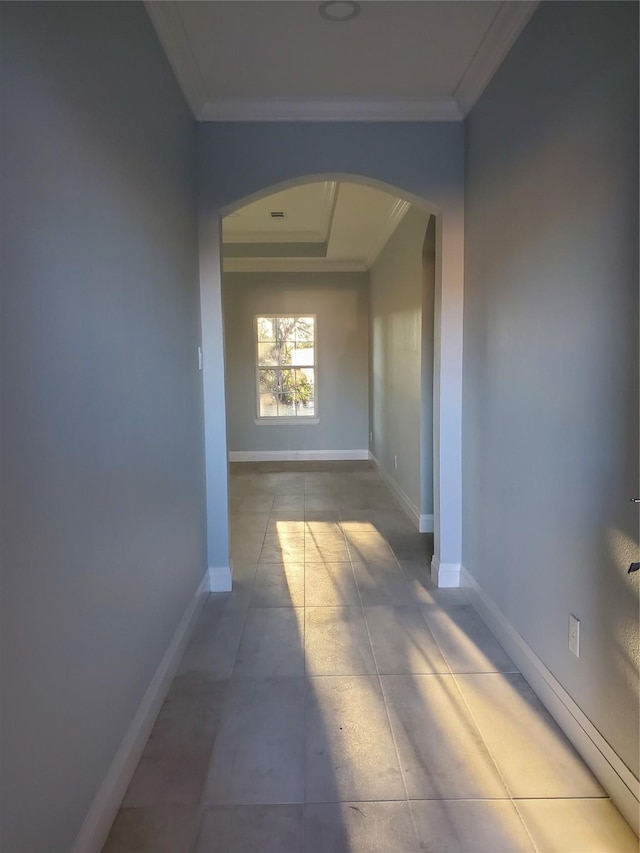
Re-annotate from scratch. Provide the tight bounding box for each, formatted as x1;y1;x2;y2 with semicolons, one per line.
256;316;316;419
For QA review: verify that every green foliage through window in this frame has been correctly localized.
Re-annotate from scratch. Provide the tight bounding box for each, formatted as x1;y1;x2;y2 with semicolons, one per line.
257;316;315;417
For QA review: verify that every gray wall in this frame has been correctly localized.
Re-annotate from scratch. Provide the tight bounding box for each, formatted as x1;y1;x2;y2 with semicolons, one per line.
224;272;369;452
0;4;205;851
463;0;639;779
370;208;433;515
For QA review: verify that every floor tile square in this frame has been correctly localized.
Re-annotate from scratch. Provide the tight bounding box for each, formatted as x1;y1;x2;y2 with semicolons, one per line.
123;674;228;807
410;800;535;852
178;605;246;678
304;802;419;853
305;537;350;563
381;674;508;799
305;562;360;606
352;561;415;606
202;677;305;805
251;561;304;607
305;676;405;802
233;608;304;677
195;805;304;853
305;607;375;675
259;534;305;563
365;606;448;674
422;605;516;673
455;673;605;797
103;806;199;853
516;798;638;852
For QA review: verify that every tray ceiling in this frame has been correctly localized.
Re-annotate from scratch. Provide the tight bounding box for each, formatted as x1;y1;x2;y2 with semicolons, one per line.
222;181;412;272
145;1;539;121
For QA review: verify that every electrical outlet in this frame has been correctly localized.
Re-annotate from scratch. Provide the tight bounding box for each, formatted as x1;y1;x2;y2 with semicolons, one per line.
393;455;398;469
197;346;203;371
569;614;580;657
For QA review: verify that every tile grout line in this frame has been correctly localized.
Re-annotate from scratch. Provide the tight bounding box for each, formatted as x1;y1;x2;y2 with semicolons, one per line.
352;541;423;853
445;666;541;852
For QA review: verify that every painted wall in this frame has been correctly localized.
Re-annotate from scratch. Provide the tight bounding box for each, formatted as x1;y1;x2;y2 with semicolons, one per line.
463;0;639;782
370;208;433;518
224;272;369;453
0;4;205;850
196;123;465;573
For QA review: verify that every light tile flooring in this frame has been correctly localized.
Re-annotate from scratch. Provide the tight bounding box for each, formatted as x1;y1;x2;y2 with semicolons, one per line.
104;462;637;853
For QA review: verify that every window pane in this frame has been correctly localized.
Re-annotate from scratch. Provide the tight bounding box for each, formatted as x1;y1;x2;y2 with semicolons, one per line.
257;342;279;366
295;317;314;344
294;368;315;416
257;317;276;342
276;317;296;343
290;343;314;367
256;317;316;418
258;369;279;417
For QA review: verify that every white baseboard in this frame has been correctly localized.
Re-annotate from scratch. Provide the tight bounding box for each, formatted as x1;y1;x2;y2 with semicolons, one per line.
209;564;233;592
461;566;640;835
419;514;434;533
431;555;461;588
229;449;369;462
71;571;210;853
368;452;421;530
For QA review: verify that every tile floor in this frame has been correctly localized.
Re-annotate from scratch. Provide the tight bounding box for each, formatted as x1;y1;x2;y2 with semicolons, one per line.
104;462;637;853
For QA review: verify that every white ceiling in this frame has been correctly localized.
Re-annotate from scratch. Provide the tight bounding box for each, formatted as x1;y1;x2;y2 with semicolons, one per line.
222;180;411;272
145;1;539;121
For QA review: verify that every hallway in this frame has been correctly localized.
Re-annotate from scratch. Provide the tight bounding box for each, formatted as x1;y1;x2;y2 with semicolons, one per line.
104;463;636;852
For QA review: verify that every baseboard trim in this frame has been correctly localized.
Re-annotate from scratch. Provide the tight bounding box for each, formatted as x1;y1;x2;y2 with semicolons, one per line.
71;571;210;853
431;555;461;588
209;564;233;592
368;452;420;530
229;449;369;462
461;566;640;835
419;514;434;534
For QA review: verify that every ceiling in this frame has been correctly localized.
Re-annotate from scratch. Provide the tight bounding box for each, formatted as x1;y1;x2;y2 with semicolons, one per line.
145;1;539;121
222;181;411;272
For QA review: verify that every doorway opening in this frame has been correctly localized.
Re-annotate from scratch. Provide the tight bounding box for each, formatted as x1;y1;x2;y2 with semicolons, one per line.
220;178;435;546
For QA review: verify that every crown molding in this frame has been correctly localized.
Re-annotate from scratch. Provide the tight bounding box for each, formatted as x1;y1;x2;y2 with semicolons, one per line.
365;199;412;268
223;258;368;274
454;0;540;116
144;1;207;117
224;230;327;245
147;0;537;123
199;97;462;123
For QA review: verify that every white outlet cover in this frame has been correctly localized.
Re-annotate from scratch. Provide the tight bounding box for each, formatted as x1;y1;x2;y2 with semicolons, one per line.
569;614;580;658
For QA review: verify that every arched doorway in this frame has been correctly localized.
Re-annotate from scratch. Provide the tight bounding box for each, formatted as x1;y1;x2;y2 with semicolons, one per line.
197;160;463;592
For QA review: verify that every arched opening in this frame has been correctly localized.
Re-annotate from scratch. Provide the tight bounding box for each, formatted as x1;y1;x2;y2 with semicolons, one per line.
198;170;462;592
221;177;436;575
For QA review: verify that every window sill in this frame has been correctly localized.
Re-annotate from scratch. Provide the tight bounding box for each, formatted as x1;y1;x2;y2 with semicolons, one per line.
254;417;320;426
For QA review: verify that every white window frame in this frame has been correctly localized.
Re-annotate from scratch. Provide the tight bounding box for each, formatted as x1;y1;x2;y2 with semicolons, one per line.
254;314;319;425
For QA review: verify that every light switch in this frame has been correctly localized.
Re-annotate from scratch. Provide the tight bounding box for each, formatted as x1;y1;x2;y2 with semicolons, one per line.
569;614;580;658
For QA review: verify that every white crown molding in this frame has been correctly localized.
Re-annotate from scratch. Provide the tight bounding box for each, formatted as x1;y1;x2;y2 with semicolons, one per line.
144;1;207;117
322;181;339;242
223;257;368;273
454;0;540;116
224;230;327;245
199;97;462;123
365;199;412;268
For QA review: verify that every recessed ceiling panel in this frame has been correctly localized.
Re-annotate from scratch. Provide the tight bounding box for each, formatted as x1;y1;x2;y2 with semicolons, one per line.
177;1;502;100
223;182;336;243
